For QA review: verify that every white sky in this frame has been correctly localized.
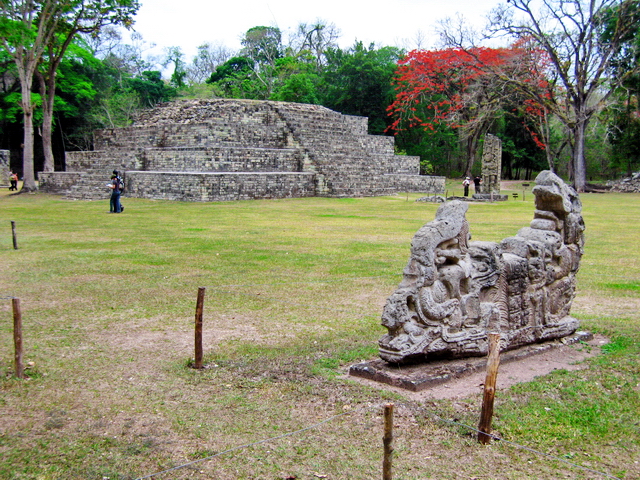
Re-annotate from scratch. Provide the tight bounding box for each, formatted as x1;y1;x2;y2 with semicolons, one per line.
128;0;500;63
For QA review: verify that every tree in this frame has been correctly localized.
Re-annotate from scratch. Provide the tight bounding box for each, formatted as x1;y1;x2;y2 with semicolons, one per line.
321;42;402;134
186;42;232;84
0;0;139;191
163;46;186;88
602;0;640;176
484;0;640;192
387;47;546;176
206;56;258;98
239;26;283;98
288;21;340;72
127;70;176;107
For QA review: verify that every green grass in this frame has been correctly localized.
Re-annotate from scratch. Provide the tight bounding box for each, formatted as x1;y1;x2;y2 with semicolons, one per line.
0;189;639;479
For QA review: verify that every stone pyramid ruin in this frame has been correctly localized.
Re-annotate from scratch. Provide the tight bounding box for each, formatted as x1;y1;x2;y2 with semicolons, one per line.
40;99;444;201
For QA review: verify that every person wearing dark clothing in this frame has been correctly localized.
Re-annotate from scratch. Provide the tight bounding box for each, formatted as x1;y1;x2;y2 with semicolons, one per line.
473;176;482;194
108;170;122;213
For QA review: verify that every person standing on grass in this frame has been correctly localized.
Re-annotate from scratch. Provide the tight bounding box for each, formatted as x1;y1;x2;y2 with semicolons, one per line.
474;176;482;194
9;172;18;191
463;177;471;197
108;170;122;213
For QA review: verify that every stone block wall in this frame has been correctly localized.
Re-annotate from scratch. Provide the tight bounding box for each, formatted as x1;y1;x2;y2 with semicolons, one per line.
141;147;302;173
1;149;10;185
127;171;316;202
40;99;445;202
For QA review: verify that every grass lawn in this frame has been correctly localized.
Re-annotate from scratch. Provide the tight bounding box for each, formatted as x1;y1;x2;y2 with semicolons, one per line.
0;186;638;480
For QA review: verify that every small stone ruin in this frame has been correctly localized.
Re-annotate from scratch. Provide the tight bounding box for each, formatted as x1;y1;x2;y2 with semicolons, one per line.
377;170;584;364
39;99;444;202
607;172;640;193
0;149;10;185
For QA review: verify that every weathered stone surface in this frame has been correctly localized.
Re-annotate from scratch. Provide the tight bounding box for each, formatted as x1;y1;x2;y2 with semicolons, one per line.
0;150;10;186
378;170;584;364
351;331;593;391
607;172;640;192
40;99;445;201
474;133;502;199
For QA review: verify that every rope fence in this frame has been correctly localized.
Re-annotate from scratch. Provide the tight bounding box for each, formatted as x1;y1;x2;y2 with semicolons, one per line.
183;283;623;480
133;397;622;480
1;276;632;480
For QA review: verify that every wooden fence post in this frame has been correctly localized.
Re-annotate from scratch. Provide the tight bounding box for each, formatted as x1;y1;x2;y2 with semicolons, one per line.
194;287;206;369
12;298;24;379
383;403;394;480
11;221;18;250
478;333;501;445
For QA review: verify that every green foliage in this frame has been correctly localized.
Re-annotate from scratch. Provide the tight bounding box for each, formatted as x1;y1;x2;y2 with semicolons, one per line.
241;26;283;66
206;56;259;98
320;42;402;134
164;46;187;89
271;71;321;104
127;70;177;107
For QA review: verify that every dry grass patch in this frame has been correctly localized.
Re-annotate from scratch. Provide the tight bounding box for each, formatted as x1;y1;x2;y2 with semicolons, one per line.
0;191;638;479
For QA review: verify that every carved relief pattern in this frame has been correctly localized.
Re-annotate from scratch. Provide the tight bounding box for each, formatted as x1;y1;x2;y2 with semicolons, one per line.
379;171;584;363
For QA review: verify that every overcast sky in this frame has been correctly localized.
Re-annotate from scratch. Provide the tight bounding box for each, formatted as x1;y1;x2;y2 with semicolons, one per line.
127;0;500;63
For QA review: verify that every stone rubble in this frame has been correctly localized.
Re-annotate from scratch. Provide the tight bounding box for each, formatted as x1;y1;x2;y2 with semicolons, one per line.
607;172;640;193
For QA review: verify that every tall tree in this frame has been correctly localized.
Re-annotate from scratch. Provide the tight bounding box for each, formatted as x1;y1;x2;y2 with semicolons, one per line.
240;26;282;97
483;0;640;192
0;0;139;190
288;21;340;71
602;0;640;176
387;47;546;176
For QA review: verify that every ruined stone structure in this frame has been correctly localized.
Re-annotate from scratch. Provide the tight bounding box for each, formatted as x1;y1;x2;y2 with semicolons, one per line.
608;172;640;193
378;171;584;364
39;99;444;201
0;150;9;186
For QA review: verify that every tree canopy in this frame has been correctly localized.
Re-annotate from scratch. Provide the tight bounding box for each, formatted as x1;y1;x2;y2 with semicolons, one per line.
0;0;139;190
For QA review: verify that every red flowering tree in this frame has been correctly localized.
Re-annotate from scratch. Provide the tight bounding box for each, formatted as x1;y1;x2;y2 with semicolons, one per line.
387;46;548;176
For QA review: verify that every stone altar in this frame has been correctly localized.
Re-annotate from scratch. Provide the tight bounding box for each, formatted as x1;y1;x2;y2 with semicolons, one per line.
377;170;584;364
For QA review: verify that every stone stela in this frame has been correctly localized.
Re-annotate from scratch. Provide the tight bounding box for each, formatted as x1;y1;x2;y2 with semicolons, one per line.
39;99;445;202
474;133;507;201
0;149;10;186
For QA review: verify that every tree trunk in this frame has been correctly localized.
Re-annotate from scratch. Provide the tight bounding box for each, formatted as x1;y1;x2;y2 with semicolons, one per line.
39;72;56;173
572;119;588;193
19;74;38;192
464;131;481;177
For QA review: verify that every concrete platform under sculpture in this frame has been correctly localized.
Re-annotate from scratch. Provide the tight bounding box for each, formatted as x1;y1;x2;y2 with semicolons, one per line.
349;331;592;391
373;170;585;365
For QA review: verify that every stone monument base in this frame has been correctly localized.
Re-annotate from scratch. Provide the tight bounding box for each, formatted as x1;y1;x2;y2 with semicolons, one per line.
471;193;508;201
348;331;592;392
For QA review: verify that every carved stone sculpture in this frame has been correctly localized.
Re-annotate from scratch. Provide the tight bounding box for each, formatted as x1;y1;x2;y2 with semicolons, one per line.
379;171;584;364
481;134;502;195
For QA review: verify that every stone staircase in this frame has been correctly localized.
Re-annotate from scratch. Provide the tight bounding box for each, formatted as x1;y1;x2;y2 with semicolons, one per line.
39;99;444;202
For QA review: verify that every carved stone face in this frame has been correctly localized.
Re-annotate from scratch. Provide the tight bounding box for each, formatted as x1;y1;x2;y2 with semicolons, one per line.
467;242;500;291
